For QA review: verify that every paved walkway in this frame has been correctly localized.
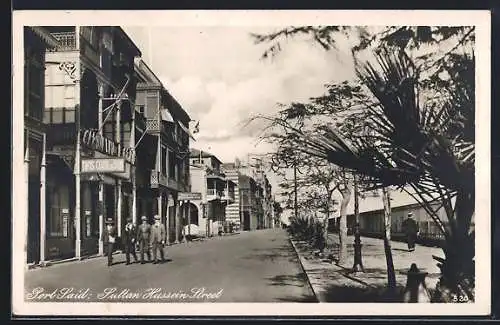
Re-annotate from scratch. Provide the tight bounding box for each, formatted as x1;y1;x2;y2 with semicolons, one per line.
24;229;316;303
290;233;444;302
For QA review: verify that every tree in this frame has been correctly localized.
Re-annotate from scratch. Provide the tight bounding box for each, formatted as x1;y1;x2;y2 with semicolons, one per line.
251;25;475;301
273;201;283;226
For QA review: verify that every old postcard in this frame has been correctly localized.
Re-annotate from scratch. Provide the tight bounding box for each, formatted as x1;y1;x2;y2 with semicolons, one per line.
12;10;491;316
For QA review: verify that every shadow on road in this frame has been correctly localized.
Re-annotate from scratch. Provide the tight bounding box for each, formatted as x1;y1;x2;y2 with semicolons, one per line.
276;294;318;302
267;272;310;288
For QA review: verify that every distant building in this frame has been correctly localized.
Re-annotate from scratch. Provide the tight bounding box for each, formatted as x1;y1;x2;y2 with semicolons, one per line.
189;149;236;236
221;162;241;230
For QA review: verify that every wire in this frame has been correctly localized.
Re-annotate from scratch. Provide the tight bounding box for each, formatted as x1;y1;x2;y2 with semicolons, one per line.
97;75;131;134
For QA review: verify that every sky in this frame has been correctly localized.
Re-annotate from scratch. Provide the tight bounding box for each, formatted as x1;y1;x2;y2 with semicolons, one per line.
122;26;358;208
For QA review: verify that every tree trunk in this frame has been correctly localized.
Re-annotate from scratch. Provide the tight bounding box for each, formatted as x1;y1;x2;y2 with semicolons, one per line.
338;186;351;265
382;187;397;293
322;200;330;253
432;189;475;302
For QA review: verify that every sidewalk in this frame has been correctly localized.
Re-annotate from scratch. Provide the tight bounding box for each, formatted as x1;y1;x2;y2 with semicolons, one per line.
290;233;444;302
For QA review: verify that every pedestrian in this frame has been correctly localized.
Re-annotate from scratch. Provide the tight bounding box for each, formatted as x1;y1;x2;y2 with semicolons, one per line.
137;215;151;264
150;214;166;264
101;218;117;267
402;212;420;252
123;217;139;265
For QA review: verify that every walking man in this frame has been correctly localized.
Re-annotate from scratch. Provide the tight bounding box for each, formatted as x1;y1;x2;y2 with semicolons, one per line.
150;215;166;264
137;216;151;264
101;218;117;267
123;217;138;265
402;212;420;252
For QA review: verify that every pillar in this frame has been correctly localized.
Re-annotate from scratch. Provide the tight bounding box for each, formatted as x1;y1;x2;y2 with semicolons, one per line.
157;193;162;223
98;182;104;256
165;192;170;244
132;184;137;225
39;133;47;263
115;94;122;236
174;198;180;244
24;132;30;266
97;80;104;256
187;200;191;237
117;180;122;237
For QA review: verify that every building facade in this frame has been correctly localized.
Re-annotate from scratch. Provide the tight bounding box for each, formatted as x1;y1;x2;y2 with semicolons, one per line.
189;149;235;236
221;162;241;231
24;27;59;265
43;26;141;261
134;58;191;244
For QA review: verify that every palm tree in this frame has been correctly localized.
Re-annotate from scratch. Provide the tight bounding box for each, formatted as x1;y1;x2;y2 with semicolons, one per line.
286;48;475;302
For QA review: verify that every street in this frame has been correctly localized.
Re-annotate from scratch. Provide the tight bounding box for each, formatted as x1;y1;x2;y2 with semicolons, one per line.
24;229;317;303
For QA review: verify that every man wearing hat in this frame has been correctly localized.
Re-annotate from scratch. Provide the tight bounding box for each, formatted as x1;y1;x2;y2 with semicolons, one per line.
123;217;139;265
137;216;152;264
101;218;117;266
150;214;166;264
402;212;420;252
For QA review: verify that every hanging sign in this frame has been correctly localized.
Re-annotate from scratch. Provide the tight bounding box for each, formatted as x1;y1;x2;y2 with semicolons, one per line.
81;158;126;173
81;129;136;164
178;192;202;201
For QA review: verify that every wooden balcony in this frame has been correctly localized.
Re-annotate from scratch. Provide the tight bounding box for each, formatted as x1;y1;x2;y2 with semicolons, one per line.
150;171;168;189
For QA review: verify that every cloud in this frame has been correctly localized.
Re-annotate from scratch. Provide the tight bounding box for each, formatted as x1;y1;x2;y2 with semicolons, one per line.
123;25;356;186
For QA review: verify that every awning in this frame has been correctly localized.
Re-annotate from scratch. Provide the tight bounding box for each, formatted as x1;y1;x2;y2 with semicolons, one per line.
160;108;174;123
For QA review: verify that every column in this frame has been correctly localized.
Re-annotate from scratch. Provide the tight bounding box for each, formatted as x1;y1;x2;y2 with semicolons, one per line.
132;184;137;225
130;101;137;225
24;132;30;266
117;180;122;237
98;182;104;256
187;200;191;237
39;133;47;263
74;53;81;260
174;198;180;243
97;80;104;256
165;192;170;244
157;193;162;222
116;95;122;236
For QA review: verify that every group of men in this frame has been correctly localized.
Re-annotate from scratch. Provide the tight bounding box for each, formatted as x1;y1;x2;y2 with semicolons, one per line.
101;215;167;267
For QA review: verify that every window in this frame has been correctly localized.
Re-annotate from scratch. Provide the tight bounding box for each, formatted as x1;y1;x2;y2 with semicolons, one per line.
161;147;167;175
121;122;131;148
146;96;158;115
168;150;176;179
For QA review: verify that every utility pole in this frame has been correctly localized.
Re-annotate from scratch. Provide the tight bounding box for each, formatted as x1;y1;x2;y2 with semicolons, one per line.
352;174;364;272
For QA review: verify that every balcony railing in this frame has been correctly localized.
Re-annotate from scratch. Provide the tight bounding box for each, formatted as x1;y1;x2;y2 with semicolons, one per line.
50;32;77;51
150;172;168;188
207;188;224;200
222;190;235;201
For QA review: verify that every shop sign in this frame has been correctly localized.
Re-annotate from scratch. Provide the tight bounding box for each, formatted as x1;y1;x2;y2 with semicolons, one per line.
81;129;136;164
81;158;126;174
178;192;202;201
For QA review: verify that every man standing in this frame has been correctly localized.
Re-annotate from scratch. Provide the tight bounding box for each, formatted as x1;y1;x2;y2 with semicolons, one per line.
402;212;420;252
123;217;138;265
137;216;151;264
150;214;166;264
101;218;117;267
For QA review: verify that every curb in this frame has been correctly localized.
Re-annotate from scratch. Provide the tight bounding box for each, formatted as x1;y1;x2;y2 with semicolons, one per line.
288;237;321;303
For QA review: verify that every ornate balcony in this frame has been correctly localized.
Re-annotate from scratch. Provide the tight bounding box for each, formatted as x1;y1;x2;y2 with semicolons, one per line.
146;119;161;134
150;171;168;189
50;32;77;51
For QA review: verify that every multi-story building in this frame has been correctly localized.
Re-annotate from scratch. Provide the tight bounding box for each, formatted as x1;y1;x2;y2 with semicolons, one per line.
238;174;260;231
43;26;141;261
189;149;235;236
133;58;191;244
23;27;59;266
221;162;241;231
223;156;274;231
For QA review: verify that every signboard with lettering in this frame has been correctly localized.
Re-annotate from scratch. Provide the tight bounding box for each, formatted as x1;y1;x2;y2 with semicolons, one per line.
81;158;126;173
178;192;202;201
80;129;136;164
